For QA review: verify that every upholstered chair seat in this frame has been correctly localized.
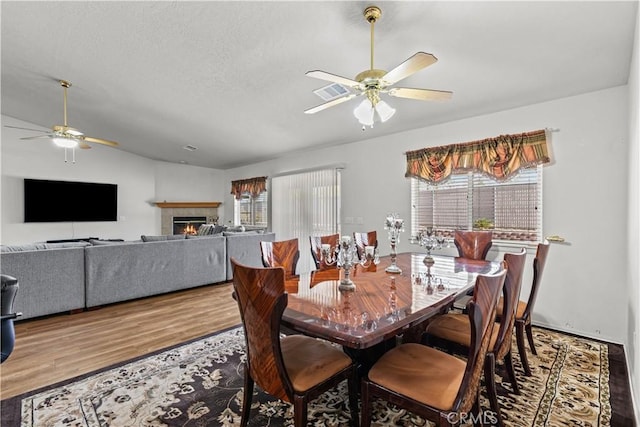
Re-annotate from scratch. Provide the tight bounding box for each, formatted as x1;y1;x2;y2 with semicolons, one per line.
496;298;527;319
281;335;352;392
426;313;500;349
368;343;466;411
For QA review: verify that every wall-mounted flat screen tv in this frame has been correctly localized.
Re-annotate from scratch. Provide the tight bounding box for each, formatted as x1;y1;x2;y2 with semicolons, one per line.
24;179;118;222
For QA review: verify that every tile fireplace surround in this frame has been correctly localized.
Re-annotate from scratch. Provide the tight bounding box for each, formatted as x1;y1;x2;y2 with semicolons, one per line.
155;202;221;235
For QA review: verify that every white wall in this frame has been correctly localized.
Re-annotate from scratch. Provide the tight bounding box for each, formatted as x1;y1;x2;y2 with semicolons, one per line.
0;116;226;243
225;86;630;344
627;3;640;416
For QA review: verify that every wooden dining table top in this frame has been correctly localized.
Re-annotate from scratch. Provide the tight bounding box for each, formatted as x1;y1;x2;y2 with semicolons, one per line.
282;252;503;350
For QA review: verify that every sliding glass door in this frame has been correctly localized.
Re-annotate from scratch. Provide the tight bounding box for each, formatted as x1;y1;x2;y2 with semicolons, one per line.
271;168;341;273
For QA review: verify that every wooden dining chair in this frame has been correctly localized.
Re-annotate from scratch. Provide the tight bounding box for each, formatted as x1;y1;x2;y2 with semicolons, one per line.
309;233;339;271
496;241;550;376
260;238;300;281
231;259;360;427
361;268;506;427
423;249;526;427
454;230;493;260
353;230;378;260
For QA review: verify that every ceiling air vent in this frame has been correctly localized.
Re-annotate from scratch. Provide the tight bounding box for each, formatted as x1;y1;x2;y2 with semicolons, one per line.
313;83;351;101
182;145;197;152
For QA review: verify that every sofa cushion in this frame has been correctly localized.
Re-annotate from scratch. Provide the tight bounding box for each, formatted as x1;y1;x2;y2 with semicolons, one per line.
89;239;126;246
140;234;186;242
186;234;221;239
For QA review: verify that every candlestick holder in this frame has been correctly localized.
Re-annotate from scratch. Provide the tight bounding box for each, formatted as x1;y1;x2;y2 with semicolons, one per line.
321;236;379;291
384;213;404;274
413;226;447;267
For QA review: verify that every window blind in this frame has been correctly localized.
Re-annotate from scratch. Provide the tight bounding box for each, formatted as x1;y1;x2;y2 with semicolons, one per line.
411;166;542;242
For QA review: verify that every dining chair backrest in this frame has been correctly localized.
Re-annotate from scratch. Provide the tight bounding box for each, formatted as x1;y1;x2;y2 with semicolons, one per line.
231;258;360;426
1;274;20;364
353;231;378;260
309;234;339;271
522;241;550;322
494;249;527;359
455;266;506;412
454;230;493;260
260;239;300;280
232;259;291;401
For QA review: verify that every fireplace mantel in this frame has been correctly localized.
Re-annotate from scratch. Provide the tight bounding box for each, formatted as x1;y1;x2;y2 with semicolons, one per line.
155;202;221;208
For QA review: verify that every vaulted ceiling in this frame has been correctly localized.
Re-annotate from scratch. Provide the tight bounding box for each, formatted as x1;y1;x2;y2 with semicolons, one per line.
2;1;637;169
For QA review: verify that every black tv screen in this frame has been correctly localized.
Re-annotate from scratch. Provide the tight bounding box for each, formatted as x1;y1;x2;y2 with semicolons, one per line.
24;179;118;222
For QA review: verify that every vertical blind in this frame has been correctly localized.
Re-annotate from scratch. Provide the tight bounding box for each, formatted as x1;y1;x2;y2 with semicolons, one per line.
271;168;341;273
411;166;542;242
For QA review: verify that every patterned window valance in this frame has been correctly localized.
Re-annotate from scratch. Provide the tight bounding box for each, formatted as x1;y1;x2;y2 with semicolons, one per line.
230;176;267;200
405;129;551;183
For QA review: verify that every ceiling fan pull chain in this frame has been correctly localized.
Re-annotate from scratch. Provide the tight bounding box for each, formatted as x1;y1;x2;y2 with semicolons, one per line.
64;147;68;163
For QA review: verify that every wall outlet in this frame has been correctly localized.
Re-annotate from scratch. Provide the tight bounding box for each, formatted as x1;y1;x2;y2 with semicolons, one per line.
345;216;354;224
356;217;363;224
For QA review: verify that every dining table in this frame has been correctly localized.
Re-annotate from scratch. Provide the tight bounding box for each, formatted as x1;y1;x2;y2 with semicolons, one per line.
281;252;503;370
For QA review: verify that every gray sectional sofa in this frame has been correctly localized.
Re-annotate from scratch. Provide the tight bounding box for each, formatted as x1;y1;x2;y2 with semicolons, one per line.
1;231;275;320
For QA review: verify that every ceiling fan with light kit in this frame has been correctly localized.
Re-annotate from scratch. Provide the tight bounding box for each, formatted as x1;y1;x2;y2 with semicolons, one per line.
304;5;452;129
5;79;120;163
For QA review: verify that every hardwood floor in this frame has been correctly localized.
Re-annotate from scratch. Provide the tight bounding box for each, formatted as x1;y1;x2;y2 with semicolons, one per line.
0;282;240;400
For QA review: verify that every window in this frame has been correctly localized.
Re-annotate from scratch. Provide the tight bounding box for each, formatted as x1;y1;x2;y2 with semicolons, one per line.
411;166;542;242
271;168;341;273
235;191;268;227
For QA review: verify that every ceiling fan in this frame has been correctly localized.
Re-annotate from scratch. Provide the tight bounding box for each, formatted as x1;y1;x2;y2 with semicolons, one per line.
5;80;119;162
304;5;452;128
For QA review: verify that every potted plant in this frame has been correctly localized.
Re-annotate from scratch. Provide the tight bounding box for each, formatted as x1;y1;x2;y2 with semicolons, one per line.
473;218;494;230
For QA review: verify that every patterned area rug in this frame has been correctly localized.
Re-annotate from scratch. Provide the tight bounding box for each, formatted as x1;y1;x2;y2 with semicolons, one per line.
1;326;632;426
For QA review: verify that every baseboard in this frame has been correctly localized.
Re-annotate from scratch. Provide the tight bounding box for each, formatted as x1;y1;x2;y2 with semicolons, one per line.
625;349;640;425
533;320;624;345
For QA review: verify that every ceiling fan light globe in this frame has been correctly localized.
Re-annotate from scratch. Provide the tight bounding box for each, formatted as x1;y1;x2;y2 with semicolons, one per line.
354;99;374;126
376;100;396;122
52;136;78;148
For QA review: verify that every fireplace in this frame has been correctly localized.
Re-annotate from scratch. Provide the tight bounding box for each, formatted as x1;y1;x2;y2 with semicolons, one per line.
173;216;207;235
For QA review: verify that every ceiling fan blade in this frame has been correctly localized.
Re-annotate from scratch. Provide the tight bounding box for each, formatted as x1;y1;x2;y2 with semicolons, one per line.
20;134;53;141
5;125;50;133
382;52;438;85
304;93;358;114
388;87;453;101
83;136;120;147
305;70;361;89
78;141;92;149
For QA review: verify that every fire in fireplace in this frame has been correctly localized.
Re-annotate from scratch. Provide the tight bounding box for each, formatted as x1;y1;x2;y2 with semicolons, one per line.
173;216;207;235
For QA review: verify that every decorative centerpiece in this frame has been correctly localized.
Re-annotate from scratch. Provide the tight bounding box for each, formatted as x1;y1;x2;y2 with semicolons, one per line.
321;235;379;291
384;213;404;274
413;226;447;266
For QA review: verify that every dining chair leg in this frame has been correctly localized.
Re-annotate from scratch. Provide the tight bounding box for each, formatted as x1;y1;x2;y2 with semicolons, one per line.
348;370;360;427
240;368;254;427
525;322;537;355
503;351;520;395
293;395;308;427
360;381;372;427
483;352;504;427
515;322;532;376
472;392;484;427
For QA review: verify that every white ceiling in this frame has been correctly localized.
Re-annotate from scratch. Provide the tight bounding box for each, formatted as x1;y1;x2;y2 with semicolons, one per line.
1;1;637;170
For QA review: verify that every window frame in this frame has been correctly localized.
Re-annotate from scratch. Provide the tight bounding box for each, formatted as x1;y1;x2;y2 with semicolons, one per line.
234;190;268;227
